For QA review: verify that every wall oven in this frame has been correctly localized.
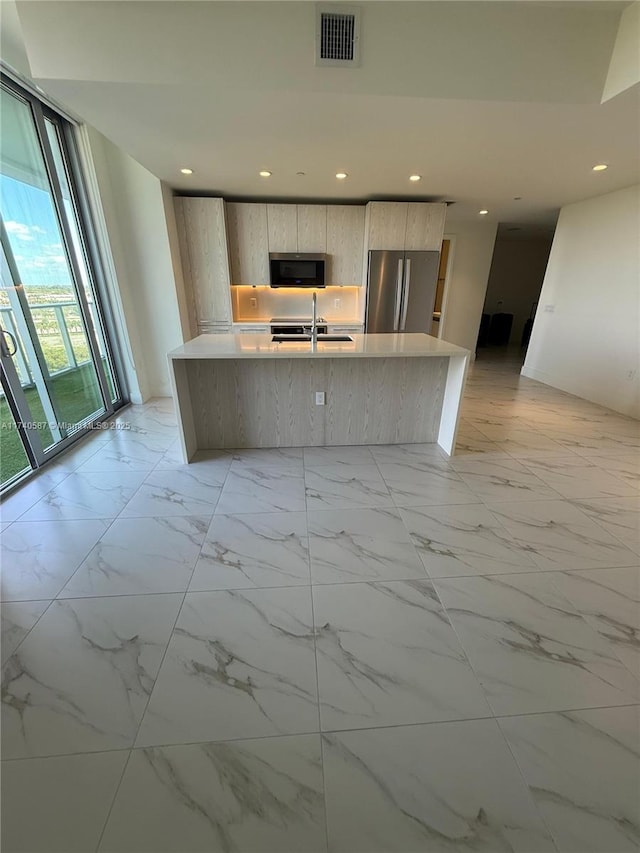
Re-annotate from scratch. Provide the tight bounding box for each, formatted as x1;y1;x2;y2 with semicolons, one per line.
269;253;326;288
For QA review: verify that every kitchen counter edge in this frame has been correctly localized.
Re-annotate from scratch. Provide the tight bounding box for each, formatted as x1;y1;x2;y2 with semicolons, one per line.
168;333;469;360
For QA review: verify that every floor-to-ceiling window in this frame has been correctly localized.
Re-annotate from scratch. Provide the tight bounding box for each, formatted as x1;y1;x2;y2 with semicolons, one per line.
0;76;125;491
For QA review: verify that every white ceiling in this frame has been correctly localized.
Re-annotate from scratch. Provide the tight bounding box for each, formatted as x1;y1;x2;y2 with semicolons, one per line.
6;1;640;233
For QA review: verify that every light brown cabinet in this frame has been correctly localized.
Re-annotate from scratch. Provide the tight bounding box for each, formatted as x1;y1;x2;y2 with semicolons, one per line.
297;205;327;253
327;323;364;334
234;201;363;285
266;204;297;253
366;202;409;250
404;203;447;251
266;203;327;253
232;323;270;334
326;205;365;285
365;201;446;252
175;199;444;300
226;202;269;285
174;197;233;334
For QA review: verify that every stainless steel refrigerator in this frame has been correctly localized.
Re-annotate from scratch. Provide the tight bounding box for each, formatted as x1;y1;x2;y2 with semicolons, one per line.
365;250;440;333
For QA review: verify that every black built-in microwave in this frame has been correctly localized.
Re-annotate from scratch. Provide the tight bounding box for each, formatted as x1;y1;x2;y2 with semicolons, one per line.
269;253;326;288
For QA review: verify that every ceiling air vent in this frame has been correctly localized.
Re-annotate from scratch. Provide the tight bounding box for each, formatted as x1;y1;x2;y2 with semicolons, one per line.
316;5;361;67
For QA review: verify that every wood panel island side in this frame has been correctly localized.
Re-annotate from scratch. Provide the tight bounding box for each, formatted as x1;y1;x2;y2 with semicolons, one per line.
168;333;470;462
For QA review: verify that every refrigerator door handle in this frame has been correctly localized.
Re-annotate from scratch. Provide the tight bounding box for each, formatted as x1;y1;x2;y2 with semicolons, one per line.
393;259;404;331
400;258;411;330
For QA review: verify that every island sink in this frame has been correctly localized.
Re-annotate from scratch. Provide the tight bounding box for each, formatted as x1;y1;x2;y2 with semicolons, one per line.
272;335;354;343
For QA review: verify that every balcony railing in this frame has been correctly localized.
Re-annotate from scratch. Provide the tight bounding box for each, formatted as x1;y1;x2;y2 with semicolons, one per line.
0;300;98;387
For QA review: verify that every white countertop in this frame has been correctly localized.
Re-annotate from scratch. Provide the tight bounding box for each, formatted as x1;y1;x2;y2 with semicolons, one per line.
169;333;469;360
232;318;362;325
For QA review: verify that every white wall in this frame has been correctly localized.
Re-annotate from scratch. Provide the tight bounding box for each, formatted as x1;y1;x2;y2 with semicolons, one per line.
523;184;640;418
0;0;31;77
84;127;184;401
440;221;498;354
602;1;640;102
483;236;553;344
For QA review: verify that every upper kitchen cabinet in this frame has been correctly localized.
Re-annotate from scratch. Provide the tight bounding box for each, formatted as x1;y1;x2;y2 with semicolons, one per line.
226;202;269;284
404;202;447;251
326;205;365;285
297;205;327;253
174;197;232;333
266;204;297;253
366;202;408;250
365;201;447;252
266;204;327;253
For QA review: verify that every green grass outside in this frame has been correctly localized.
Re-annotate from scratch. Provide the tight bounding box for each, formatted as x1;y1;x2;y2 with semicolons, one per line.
0;361;106;485
13;331;92;383
1;288;119;487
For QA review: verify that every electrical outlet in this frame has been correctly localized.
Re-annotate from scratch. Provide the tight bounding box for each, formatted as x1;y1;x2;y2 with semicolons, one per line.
315;391;326;406
627;369;637;381
544;304;555;313
334;298;341;309
250;297;257;309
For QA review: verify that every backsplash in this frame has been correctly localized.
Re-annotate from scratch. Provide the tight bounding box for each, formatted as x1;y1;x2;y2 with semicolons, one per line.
232;286;362;322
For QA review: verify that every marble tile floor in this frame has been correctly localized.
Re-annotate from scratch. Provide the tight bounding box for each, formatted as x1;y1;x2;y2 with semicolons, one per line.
1;356;639;852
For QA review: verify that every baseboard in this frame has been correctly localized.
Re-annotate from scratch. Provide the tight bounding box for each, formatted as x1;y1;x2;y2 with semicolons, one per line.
521;365;639;419
520;365;547;382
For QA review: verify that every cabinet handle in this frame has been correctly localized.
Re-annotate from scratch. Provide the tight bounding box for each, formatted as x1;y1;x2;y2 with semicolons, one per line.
400;259;411;331
393;259;403;331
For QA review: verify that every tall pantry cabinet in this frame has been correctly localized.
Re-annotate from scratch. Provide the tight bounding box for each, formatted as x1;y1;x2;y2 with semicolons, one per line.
174;197;233;334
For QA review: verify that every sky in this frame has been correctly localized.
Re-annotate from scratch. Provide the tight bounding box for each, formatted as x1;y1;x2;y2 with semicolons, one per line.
1;175;72;288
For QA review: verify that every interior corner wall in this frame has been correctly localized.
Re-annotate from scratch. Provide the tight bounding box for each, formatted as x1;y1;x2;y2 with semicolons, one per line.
161;182;195;341
483;236;553;344
523;184;640;418
84;127;184;401
440;221;498;355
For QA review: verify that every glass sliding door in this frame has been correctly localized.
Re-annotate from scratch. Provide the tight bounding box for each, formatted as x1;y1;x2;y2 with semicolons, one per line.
0;77;124;491
43;117;120;404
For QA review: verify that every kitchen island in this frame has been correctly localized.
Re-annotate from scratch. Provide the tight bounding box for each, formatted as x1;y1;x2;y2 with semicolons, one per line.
168;333;469;461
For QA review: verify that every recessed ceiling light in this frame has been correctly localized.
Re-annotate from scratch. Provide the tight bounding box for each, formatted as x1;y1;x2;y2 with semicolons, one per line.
592;164;608;172
409;174;421;182
336;172;348;180
180;168;193;175
259;170;272;178
479;209;489;215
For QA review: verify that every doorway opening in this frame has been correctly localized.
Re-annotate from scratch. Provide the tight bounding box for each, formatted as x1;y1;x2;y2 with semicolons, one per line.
478;226;555;365
432;237;454;339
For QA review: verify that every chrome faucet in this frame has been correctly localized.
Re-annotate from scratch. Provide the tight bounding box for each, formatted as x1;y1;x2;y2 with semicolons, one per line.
311;292;318;346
